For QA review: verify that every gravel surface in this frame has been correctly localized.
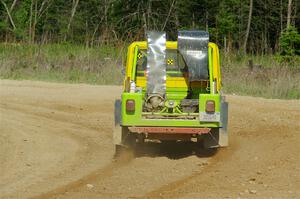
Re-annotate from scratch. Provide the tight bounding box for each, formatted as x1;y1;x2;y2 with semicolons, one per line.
0;80;299;199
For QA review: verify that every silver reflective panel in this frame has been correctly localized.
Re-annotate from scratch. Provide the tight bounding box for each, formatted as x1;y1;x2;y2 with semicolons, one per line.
146;31;166;95
178;31;209;81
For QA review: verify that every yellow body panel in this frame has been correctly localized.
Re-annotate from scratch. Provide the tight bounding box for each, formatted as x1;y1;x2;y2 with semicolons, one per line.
125;41;221;91
209;42;222;91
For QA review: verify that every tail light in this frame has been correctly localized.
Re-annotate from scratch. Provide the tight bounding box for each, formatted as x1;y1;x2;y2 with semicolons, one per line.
126;99;135;112
206;100;215;113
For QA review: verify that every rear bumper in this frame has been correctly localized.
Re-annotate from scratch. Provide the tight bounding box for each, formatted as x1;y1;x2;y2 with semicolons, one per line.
121;93;222;128
128;126;211;134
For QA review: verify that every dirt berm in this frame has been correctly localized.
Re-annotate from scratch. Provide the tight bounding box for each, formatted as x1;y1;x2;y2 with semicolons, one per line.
0;80;299;199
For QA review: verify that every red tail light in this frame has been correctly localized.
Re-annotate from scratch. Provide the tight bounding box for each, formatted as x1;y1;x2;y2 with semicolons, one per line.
126;99;135;112
206;100;215;113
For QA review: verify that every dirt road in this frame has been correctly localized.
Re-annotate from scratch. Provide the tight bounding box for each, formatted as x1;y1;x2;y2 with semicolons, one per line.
0;80;299;199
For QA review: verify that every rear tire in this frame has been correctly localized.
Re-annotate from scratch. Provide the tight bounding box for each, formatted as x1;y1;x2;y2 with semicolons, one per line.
203;128;220;149
114;144;135;160
114;127;136;158
203;127;229;149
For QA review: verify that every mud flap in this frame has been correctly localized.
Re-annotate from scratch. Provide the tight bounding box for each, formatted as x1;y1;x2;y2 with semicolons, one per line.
113;100;122;145
219;101;229;147
203;100;228;148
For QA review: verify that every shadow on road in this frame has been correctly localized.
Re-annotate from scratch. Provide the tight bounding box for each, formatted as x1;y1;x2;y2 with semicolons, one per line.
133;141;218;160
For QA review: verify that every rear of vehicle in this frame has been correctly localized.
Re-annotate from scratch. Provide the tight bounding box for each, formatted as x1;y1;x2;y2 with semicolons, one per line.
114;31;228;151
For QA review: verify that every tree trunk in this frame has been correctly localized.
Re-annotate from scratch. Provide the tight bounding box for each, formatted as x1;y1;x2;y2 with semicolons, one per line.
9;0;18;12
3;0;17;30
32;0;38;43
1;0;16;30
224;36;227;53
29;0;34;43
287;0;292;28
162;0;175;30
243;0;253;53
205;11;208;32
64;0;80;41
264;0;267;54
238;0;242;49
38;0;49;19
147;0;151;30
280;0;283;32
192;13;195;29
228;33;232;53
174;6;179;30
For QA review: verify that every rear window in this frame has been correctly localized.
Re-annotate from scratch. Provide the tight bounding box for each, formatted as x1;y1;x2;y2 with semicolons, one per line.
136;49;187;77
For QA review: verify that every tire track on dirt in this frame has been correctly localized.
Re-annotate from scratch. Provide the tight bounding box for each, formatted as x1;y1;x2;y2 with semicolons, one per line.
31;154;134;199
143;138;239;198
1;80;299;199
0;80;122;199
0;100;110;132
144;96;300;198
1;99;133;198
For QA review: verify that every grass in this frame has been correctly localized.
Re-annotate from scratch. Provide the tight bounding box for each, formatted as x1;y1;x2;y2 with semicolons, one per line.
0;43;124;85
221;53;300;99
0;43;299;99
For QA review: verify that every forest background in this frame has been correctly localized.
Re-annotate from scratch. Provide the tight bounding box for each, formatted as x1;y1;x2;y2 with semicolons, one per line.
0;0;299;99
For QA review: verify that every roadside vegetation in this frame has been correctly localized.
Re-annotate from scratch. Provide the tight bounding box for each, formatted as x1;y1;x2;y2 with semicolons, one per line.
222;54;300;99
1;43;299;99
0;0;299;99
0;43;124;85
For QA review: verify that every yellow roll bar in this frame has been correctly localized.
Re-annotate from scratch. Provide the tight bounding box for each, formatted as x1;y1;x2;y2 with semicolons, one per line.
124;41;221;92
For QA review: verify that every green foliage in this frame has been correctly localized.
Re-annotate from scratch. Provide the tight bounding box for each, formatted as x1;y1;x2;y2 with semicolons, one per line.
0;0;300;100
221;53;300;99
0;43;123;85
216;0;239;35
1;43;299;99
278;26;300;63
0;0;298;54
